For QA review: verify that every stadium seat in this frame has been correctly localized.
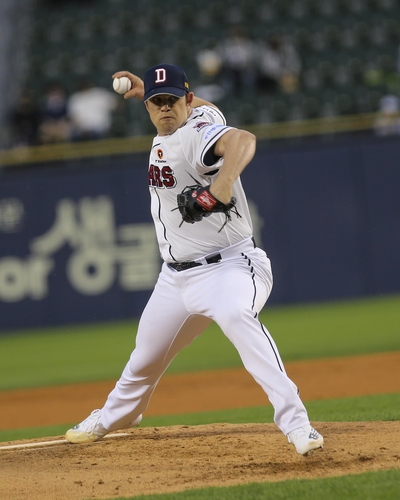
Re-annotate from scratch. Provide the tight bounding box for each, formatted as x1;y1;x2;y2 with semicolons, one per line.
19;0;400;137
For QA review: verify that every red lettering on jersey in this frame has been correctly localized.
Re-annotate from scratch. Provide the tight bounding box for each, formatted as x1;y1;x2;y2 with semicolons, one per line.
148;164;155;185
162;166;177;188
148;164;177;188
148;164;163;187
153;166;162;186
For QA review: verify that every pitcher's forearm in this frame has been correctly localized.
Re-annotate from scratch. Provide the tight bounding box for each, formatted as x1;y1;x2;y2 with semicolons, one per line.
210;130;256;203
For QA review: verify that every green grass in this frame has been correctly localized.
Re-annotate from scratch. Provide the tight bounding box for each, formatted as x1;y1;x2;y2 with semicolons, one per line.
0;320;140;390
1;393;399;443
114;469;400;500
0;294;399;391
263;293;400;361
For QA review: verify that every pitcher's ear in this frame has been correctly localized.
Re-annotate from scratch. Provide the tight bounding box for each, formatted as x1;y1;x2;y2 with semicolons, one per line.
186;92;194;105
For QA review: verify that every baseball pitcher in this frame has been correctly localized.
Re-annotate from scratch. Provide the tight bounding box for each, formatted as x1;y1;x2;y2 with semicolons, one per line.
65;64;323;456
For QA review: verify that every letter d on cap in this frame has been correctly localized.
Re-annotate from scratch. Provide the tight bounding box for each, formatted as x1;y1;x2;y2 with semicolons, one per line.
155;68;166;83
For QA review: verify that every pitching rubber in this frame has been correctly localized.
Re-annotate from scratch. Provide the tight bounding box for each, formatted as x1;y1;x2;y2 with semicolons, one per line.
0;432;131;451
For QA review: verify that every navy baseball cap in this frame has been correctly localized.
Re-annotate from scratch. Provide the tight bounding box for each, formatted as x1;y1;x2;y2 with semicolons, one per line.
144;64;190;101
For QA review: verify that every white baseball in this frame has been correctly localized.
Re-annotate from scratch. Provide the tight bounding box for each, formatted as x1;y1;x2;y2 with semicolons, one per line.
113;76;132;94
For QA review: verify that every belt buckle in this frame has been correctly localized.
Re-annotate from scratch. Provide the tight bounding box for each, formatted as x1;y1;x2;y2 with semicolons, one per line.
205;253;222;264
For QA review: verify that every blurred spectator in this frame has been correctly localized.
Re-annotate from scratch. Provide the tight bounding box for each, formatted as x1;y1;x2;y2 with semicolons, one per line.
197;38;222;79
373;94;400;136
256;34;302;94
216;25;257;98
9;89;40;147
194;38;225;103
38;81;71;144
67;78;118;141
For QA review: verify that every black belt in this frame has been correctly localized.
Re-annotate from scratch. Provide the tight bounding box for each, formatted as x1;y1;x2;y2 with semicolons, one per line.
167;238;256;272
168;253;222;272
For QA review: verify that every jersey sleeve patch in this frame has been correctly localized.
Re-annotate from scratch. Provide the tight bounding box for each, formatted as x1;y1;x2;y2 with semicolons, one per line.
193;121;211;132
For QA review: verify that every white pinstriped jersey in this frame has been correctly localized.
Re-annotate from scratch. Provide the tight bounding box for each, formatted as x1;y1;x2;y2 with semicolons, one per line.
148;105;253;262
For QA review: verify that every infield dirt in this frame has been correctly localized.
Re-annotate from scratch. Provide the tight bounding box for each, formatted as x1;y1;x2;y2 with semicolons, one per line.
0;352;399;500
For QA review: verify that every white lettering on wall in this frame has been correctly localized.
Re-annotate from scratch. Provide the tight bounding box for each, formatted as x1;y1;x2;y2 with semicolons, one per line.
0;196;159;302
0;198;24;232
0;256;53;302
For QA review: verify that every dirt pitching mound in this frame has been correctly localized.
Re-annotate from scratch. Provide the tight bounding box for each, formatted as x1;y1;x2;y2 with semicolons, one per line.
1;421;400;500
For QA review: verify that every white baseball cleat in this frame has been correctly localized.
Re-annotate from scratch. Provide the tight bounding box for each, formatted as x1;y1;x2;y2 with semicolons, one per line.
65;409;142;444
287;424;324;456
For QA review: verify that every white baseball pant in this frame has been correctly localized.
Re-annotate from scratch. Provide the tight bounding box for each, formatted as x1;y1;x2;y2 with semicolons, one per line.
100;237;310;436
